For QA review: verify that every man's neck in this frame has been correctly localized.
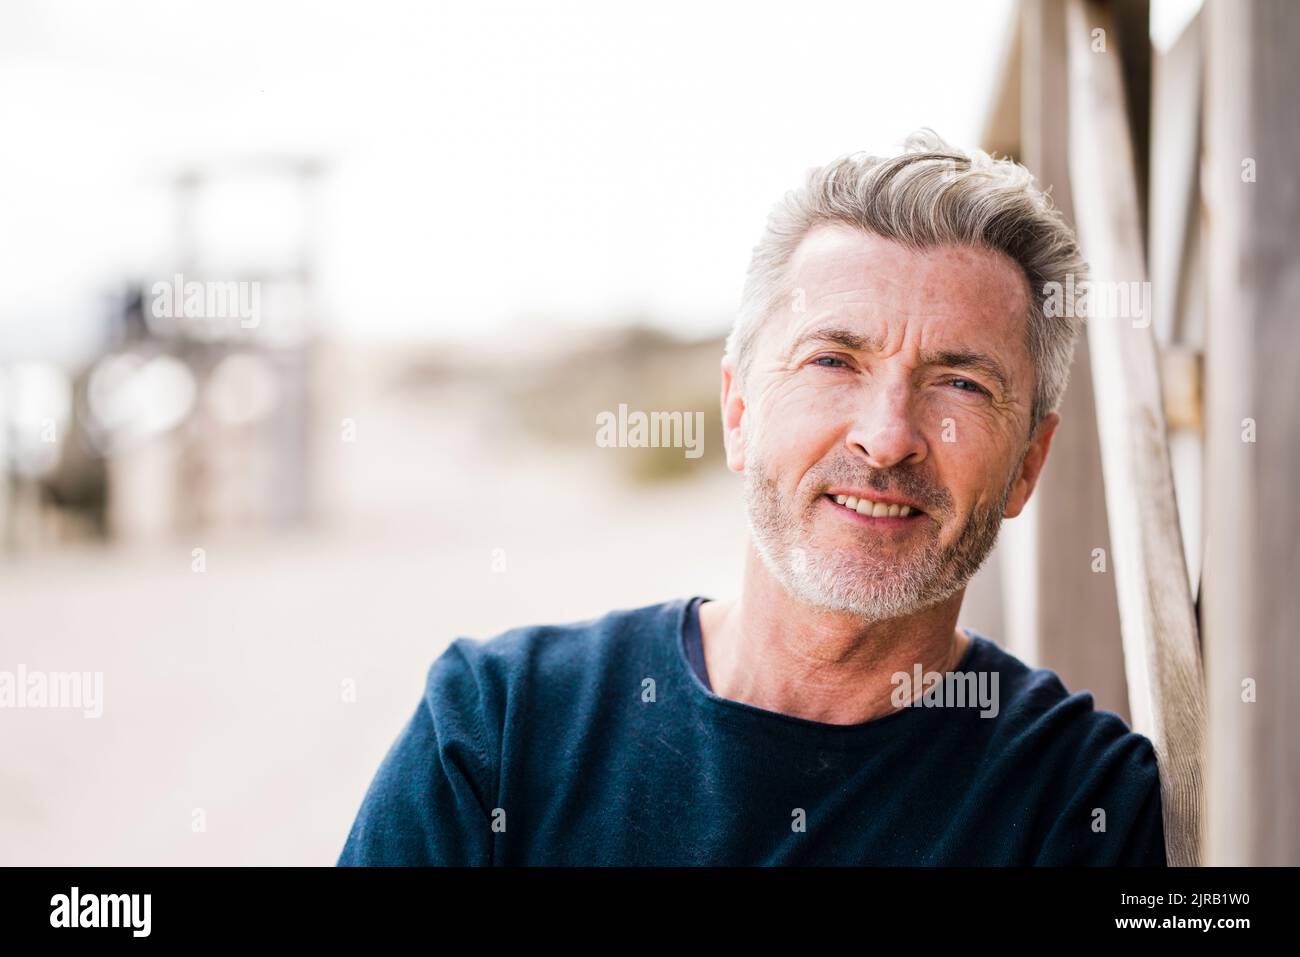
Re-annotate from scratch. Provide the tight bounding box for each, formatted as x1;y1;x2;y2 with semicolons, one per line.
698;544;970;725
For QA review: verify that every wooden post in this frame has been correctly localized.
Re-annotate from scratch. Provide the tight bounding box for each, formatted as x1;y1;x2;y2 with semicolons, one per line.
1202;0;1300;866
1065;0;1206;867
995;0;1130;722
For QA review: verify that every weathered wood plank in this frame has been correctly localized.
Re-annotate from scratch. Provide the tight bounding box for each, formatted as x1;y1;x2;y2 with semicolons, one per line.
1201;0;1300;867
998;0;1129;724
1064;0;1206;868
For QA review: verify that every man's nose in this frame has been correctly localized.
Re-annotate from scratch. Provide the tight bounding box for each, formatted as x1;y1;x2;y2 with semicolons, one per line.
844;380;928;469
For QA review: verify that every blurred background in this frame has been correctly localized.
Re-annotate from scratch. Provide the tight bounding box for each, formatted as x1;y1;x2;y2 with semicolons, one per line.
0;0;1239;866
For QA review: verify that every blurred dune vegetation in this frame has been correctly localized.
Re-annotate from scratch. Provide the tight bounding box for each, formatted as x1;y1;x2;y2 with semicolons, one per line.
389;324;729;484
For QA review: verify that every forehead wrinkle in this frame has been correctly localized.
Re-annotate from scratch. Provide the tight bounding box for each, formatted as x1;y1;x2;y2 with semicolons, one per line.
781;319;1017;397
774;231;1033;400
789;228;1031;319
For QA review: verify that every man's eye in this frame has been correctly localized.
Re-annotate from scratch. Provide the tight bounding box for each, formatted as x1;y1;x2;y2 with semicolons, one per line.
812;355;850;369
948;377;987;395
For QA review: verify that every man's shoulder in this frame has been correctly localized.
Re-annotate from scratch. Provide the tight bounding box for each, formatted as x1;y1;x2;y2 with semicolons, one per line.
963;629;1160;783
422;597;687;709
961;630;1165;863
452;597;683;666
967;629;1139;724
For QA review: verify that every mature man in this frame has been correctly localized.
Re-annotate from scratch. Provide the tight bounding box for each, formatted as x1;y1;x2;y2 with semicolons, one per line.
338;131;1167;866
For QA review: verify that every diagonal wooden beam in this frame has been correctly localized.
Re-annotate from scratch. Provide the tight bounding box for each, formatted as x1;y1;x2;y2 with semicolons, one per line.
1064;0;1206;867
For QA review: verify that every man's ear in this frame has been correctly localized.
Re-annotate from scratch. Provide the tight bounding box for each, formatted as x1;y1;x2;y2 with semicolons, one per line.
1003;411;1059;518
720;354;747;474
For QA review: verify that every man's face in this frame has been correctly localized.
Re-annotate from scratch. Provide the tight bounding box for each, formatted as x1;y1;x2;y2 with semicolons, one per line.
722;224;1058;621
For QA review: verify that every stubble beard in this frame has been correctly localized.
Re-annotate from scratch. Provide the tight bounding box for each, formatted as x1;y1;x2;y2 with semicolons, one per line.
741;444;1020;624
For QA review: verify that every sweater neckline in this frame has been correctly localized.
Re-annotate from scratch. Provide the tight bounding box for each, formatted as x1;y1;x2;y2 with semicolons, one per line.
670;595;986;748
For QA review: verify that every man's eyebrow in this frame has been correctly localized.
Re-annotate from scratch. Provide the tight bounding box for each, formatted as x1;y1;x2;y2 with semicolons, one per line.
785;326;1013;396
926;349;1013;396
785;327;881;356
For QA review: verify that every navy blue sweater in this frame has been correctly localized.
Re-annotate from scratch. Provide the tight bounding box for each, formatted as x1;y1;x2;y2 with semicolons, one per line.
338;597;1167;865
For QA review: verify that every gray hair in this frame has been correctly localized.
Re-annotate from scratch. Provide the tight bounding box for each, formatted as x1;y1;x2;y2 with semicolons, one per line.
726;129;1086;432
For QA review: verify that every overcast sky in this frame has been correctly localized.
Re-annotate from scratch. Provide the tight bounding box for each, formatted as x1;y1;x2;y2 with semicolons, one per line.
0;0;1196;363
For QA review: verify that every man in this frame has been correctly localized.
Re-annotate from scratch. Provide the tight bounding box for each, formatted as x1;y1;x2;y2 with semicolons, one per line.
338;130;1167;866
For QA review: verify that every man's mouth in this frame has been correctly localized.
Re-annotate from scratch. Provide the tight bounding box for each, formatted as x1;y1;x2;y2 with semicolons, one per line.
823;493;927;521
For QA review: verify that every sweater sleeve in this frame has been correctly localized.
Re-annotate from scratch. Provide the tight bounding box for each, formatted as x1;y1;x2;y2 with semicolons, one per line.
337;640;497;866
1032;716;1169;867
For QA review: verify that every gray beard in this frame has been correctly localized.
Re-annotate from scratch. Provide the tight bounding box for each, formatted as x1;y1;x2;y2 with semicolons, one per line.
741;449;1019;623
